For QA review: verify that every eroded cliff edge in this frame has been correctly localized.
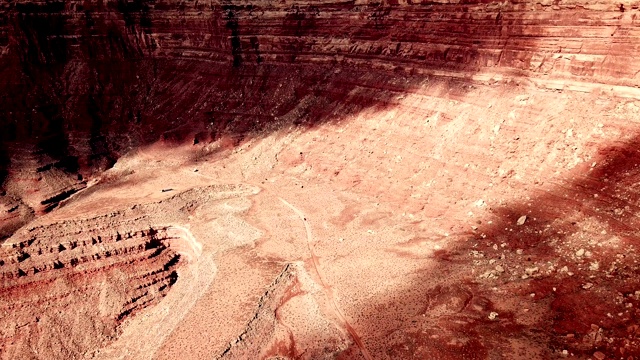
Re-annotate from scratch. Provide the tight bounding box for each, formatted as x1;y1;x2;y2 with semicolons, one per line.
1;0;639;222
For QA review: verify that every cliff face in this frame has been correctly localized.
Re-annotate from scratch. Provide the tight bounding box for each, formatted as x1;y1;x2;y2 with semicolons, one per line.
2;1;640;359
2;0;640;165
1;0;638;222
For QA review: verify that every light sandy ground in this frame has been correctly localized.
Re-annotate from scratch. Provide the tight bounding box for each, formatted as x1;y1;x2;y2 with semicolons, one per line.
3;81;640;359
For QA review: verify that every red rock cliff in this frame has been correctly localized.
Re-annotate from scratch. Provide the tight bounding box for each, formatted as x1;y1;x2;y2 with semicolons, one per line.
0;0;637;235
2;1;640;359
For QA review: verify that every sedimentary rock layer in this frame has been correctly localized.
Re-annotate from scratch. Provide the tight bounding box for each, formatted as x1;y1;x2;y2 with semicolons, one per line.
1;1;640;359
2;0;639;159
0;219;195;359
1;0;640;218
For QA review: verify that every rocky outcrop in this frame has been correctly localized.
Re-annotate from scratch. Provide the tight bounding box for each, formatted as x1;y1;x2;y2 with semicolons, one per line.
0;220;191;359
0;195;33;242
0;181;262;359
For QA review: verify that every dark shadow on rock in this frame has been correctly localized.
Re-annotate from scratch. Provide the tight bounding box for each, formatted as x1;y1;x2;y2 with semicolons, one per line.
0;1;528;177
352;132;640;359
0;1;528;238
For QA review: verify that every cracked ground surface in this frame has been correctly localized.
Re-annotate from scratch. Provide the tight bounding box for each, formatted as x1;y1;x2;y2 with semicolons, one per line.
3;82;640;359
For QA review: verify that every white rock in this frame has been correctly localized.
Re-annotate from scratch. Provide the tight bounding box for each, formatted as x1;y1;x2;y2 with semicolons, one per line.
517;215;527;226
525;267;539;276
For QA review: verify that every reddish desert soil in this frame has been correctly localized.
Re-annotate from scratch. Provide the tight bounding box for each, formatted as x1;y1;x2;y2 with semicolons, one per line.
2;1;640;359
3;81;640;359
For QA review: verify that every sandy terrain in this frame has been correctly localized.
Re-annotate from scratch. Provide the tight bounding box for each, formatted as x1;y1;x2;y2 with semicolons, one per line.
3;79;640;359
2;0;640;359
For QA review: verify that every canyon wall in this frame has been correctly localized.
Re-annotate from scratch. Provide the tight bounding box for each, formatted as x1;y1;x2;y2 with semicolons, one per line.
0;1;639;234
2;1;640;358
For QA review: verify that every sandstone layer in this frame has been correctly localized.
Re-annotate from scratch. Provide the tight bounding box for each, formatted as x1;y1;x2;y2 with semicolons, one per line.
1;1;640;359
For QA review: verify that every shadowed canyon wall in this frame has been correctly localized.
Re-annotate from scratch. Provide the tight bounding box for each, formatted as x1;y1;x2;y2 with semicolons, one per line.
0;0;639;227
